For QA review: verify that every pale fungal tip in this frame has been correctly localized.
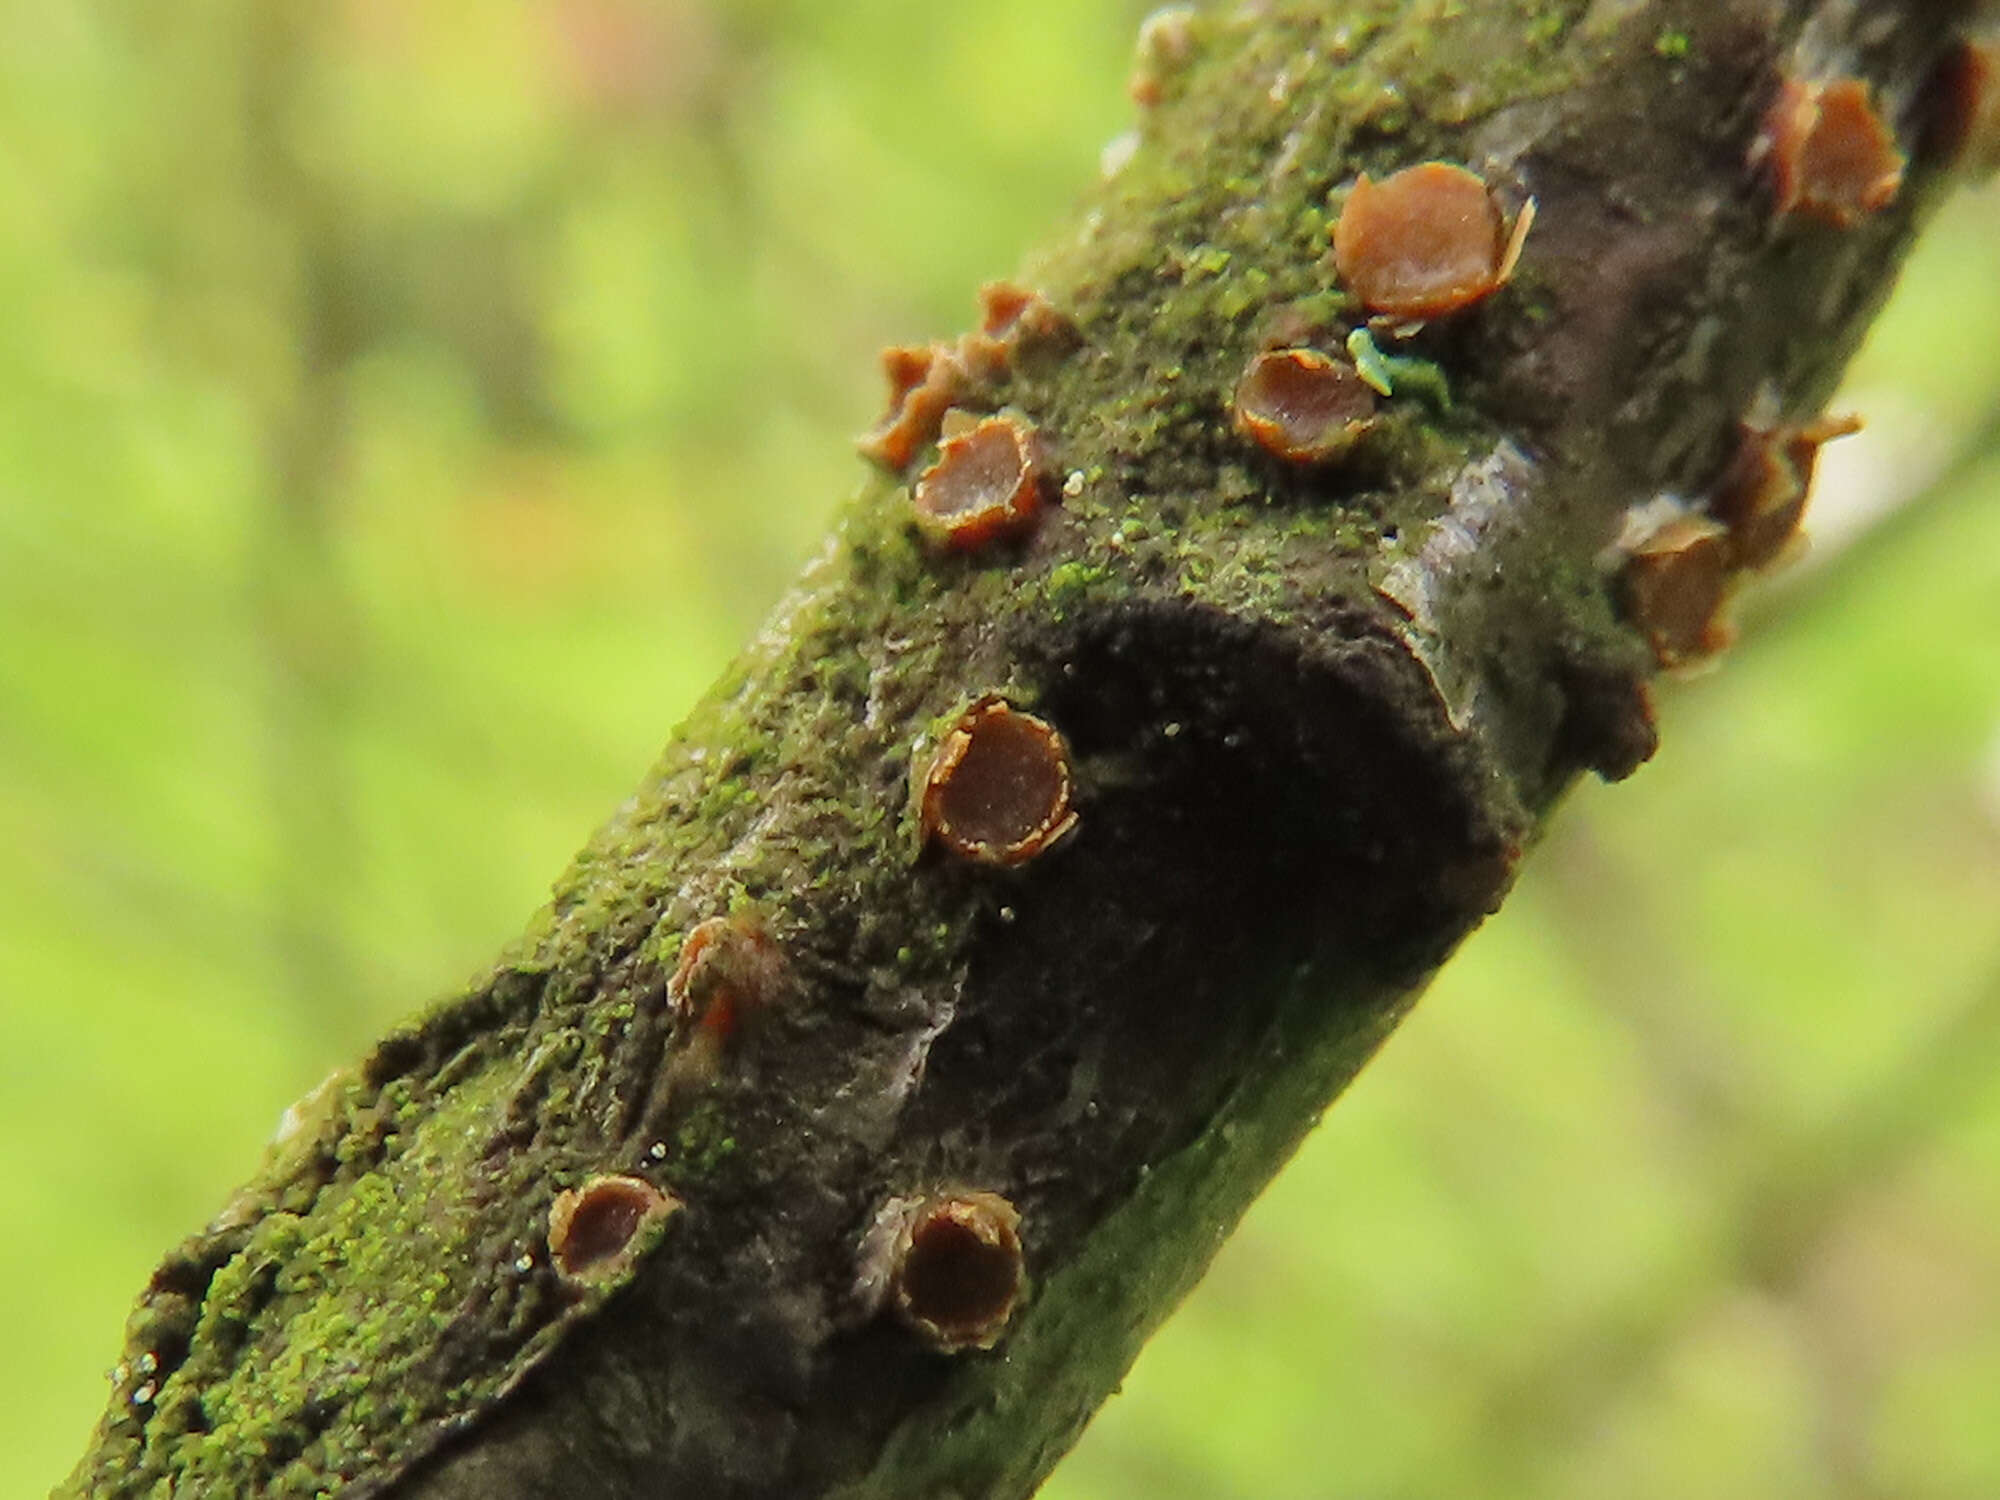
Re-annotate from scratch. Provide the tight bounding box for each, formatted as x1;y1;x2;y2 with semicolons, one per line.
921;695;1078;868
890;1191;1025;1353
1130;7;1198;108
912;415;1050;552
1100;128;1142;179
1231;347;1378;464
1333;162;1529;319
548;1174;681;1287
1757;75;1905;227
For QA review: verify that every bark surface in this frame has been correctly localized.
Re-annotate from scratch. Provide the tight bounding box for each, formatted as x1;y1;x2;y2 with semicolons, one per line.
61;2;1982;1497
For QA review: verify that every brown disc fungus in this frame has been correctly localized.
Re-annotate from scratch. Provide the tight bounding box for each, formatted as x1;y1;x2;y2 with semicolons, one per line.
1757;76;1905;226
1232;347;1379;464
548;1175;681;1288
1620;513;1736;670
1932;37;2000;178
890;1191;1025;1353
911;415;1050;552
1710;413;1861;571
858;342;971;472
921;695;1078;867
1333;161;1533;320
669;913;782;1044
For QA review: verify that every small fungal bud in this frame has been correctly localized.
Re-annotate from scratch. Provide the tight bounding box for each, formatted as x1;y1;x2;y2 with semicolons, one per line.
977;280;1079;353
1130;7;1198;108
1709;413;1861;571
669;913;782;1043
548;1174;680;1287
912;415;1050;552
961;281;1081;381
890;1191;1024;1353
1231;347;1378;464
1557;666;1659;783
1333;162;1534;320
859;342;972;473
1437;840;1525;918
1756;76;1905;227
921;695;1078;867
1620;513;1736;670
1931;37;2000;178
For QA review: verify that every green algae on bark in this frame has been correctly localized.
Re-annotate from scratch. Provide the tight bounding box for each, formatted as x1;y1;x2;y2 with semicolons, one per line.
61;1;1977;1496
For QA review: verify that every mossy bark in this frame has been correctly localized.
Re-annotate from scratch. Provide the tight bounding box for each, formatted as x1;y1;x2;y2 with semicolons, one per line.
60;2;1976;1497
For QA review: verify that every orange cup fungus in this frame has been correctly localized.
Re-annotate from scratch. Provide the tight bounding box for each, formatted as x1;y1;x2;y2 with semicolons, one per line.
1231;348;1379;465
921;695;1078;868
1757;76;1905;227
1709;413;1861;571
858;343;972;473
548;1174;681;1288
912;415;1050;552
1620;514;1736;671
959;281;1081;382
977;280;1078;357
1333;162;1534;320
891;1191;1025;1354
859;284;1077;473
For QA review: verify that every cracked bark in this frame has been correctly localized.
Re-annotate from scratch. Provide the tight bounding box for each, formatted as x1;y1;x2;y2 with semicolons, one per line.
60;2;1985;1497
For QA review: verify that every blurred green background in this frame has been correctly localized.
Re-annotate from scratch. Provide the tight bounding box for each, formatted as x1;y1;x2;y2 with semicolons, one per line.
6;3;1999;1495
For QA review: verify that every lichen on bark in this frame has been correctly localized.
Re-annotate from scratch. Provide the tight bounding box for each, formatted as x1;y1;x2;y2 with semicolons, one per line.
60;2;1977;1497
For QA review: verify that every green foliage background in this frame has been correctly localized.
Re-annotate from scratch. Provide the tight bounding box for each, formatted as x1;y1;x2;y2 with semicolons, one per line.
6;4;1999;1494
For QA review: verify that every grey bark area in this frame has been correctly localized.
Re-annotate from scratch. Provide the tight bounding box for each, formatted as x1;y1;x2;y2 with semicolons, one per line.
61;3;1986;1498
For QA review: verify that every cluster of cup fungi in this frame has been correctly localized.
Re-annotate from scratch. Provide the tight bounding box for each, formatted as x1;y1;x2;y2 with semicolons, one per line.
1617;67;1914;674
539;25;2000;1360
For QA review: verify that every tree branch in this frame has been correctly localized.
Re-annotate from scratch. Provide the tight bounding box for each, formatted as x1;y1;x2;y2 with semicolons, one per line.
60;2;1985;1496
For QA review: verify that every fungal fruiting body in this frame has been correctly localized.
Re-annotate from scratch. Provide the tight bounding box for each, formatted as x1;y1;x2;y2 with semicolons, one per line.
1129;7;1198;108
1558;667;1660;783
920;695;1077;867
912;415;1050;552
973;280;1079;365
1231;347;1378;464
1757;77;1905;227
666;913;783;1087
1934;37;2000;178
1710;414;1861;571
1333;162;1533;319
858;343;972;472
1619;512;1736;671
860;285;1078;474
548;1174;681;1288
890;1192;1025;1353
670;913;782;1040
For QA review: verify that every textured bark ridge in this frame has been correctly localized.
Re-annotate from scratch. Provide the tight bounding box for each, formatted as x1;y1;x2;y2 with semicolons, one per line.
61;3;1980;1497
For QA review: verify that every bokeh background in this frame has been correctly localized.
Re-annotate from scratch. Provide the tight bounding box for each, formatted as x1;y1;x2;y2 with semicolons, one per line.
6;3;2000;1495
